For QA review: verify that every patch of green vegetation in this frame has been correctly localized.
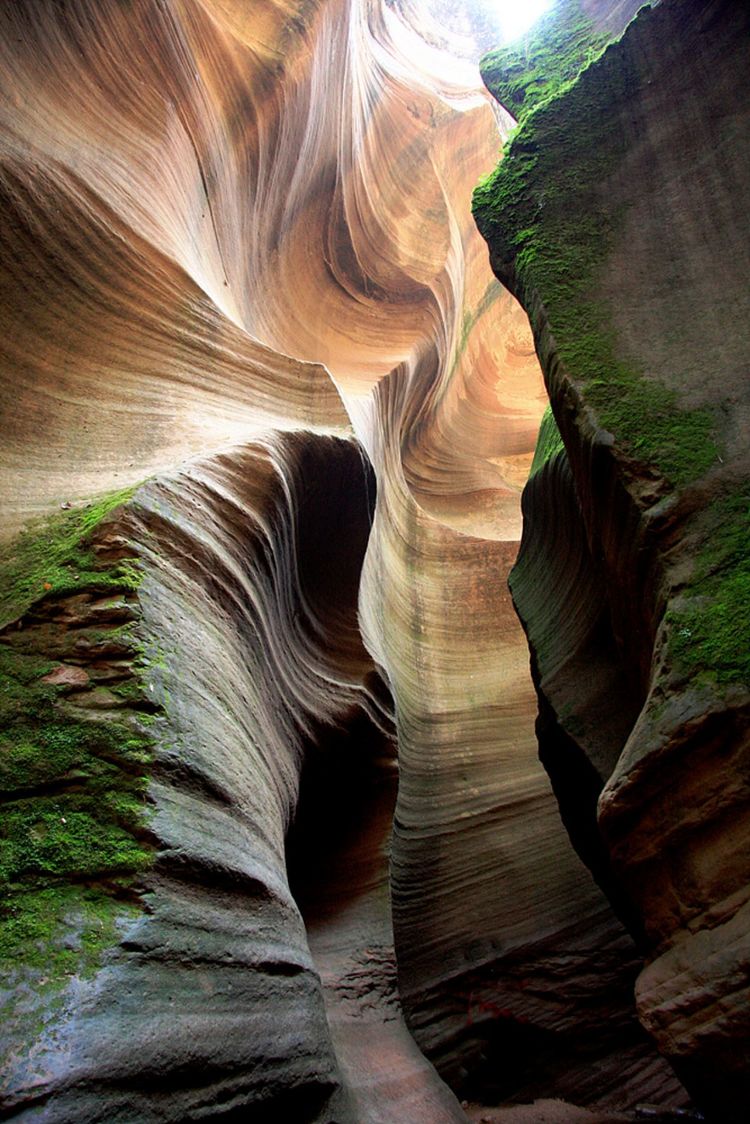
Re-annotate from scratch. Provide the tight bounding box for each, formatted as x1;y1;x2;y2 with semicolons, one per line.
0;649;152;790
668;488;750;686
0;493;156;1030
529;405;566;477
0;798;150;884
0;884;138;978
0;882;140;1048
111;676;149;705
480;0;610;123
473;2;719;490
0;487;140;628
0;646;153;892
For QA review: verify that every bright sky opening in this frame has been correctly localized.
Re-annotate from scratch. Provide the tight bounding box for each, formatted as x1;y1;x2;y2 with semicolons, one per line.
494;0;554;42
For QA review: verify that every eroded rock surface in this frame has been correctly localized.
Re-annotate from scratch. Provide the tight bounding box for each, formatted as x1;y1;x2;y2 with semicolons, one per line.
0;0;714;1119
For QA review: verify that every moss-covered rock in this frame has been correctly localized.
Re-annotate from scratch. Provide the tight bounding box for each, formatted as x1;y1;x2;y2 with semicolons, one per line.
474;0;747;687
477;3;750;1112
668;486;750;687
528;405;565;478
0;487;140;629
480;0;609;124
0;493;157;1045
474;3;719;492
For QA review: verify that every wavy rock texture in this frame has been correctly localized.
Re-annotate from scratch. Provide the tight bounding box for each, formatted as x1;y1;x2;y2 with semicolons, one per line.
476;1;750;1120
1;0;690;1120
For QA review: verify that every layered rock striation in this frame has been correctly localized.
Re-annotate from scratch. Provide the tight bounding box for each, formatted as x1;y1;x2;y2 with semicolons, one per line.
0;0;727;1119
475;0;750;1119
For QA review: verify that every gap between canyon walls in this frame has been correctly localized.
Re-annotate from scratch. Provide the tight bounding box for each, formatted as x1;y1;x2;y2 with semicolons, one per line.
0;0;698;1120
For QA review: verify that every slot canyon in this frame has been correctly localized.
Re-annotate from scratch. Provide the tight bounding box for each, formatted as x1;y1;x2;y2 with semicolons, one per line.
0;0;748;1121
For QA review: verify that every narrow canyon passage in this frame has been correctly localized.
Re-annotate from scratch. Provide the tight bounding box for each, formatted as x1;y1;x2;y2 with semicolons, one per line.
287;708;467;1121
3;0;746;1120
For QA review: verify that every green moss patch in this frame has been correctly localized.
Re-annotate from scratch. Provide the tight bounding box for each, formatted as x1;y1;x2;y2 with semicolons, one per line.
0;883;141;1056
480;0;609;123
0;653;153;973
473;2;719;490
0;884;137;977
0;487;140;628
0;493;156;1036
668;488;750;686
529;405;565;477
